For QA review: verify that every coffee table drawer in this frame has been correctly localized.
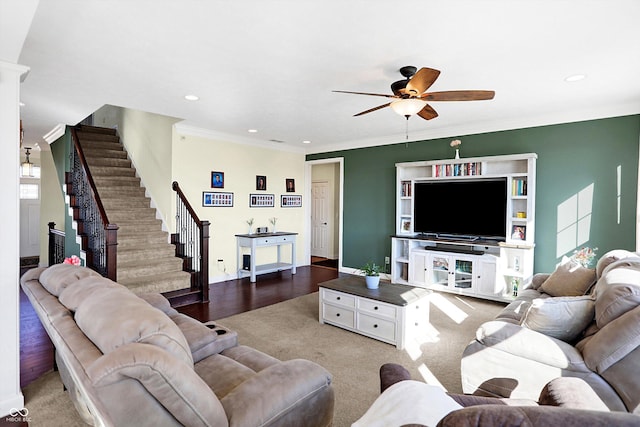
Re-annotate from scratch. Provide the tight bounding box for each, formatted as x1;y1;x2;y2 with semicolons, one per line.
357;313;395;342
322;288;356;308
322;303;355;329
358;299;396;319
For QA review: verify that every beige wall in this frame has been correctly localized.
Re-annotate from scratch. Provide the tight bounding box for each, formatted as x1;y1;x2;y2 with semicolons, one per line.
118;109;181;229
172;130;306;282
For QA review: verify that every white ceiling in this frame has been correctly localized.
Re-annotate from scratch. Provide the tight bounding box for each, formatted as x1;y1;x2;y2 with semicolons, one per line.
5;0;640;154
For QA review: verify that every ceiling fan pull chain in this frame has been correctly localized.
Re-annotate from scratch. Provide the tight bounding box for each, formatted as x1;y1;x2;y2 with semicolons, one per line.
405;115;410;141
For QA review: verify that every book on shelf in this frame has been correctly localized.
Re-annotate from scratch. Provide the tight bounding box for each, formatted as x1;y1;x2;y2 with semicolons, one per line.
434;162;482;177
512;177;527;196
401;181;412;197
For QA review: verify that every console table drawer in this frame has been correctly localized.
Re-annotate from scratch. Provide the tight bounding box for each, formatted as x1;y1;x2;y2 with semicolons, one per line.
321;289;356;308
322;303;355;328
254;235;293;246
357;313;395;342
358;299;396;319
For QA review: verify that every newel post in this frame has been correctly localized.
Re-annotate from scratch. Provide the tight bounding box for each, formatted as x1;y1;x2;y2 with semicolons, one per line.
105;224;119;281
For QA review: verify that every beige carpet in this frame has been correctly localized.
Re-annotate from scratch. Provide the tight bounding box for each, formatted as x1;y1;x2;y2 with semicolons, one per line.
20;290;504;427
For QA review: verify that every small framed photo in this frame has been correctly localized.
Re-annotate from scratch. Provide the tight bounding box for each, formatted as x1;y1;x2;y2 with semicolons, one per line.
511;225;526;241
203;191;234;207
256;175;267;191
211;171;224;188
281;194;302;207
401;219;411;232
250;193;274;207
286;178;295;192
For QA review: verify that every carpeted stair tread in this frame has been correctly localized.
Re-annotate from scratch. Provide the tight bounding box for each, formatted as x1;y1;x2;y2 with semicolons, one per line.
118;243;177;259
97;186;147;197
101;197;151;209
117;270;192;294
83;147;128;158
84;157;132;168
89;166;137;177
92;176;141;186
106;208;158;222
118;254;182;270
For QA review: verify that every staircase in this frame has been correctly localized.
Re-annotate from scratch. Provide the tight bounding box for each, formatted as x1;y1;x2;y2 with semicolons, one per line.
73;126;192;295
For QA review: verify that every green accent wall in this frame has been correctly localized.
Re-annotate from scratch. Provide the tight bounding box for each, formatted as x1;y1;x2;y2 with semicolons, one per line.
307;115;640;273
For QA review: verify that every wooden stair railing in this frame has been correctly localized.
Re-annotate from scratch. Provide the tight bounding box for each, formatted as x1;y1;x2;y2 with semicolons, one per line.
171;181;210;303
48;222;65;265
67;126;118;280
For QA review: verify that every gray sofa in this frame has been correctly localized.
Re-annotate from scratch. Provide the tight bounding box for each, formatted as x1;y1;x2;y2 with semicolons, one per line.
21;264;335;427
461;249;640;415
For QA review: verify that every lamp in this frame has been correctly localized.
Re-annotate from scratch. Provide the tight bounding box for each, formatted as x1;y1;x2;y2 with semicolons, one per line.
21;147;35;177
390;98;428;118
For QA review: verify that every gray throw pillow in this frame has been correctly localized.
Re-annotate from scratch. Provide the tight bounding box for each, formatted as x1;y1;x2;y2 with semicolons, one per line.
539;261;596;297
521;295;595;342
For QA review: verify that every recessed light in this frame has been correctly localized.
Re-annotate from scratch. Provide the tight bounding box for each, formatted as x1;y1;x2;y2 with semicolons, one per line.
248;129;258;133
565;74;586;83
184;94;199;101
302;140;311;144
19;102;25;107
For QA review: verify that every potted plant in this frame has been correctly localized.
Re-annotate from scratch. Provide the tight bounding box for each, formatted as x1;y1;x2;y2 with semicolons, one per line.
360;261;382;289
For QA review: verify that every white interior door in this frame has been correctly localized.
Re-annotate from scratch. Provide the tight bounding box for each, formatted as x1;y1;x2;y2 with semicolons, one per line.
311;181;330;258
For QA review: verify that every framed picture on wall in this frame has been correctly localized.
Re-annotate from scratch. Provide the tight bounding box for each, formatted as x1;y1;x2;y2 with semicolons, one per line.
211;171;224;188
203;191;233;207
256;175;267;191
286;178;295;192
249;193;274;207
281;194;302;207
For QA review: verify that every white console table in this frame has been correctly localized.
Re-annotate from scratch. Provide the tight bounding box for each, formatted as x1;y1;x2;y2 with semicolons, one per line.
235;232;297;282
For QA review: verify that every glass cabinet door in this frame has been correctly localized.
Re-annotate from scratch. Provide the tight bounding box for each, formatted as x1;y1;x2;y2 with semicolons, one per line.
453;259;473;289
430;255;450;286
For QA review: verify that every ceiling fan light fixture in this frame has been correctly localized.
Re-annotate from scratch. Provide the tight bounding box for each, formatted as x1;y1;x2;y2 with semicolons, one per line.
390;99;427;117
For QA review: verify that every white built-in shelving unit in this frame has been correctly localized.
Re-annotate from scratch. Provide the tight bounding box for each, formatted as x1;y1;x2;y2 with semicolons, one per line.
392;153;537;302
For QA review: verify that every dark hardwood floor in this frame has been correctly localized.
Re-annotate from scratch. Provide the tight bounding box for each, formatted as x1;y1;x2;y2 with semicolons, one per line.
19;265;341;388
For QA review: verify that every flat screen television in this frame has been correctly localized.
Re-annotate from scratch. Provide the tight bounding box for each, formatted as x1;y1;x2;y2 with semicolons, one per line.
413;178;508;241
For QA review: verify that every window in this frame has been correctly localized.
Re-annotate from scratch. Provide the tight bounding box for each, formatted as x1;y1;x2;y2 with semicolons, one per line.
20;184;39;200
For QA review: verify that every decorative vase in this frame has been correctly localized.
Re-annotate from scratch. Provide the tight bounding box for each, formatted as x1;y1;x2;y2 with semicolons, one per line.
248;226;253;235
365;275;380;290
455;148;460;159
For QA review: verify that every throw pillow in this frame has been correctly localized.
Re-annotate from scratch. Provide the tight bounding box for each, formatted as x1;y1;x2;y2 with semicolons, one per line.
539;261;596;297
520;295;595;342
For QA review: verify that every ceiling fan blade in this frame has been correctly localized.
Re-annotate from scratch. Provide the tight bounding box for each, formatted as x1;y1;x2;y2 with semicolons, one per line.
333;90;397;98
417;104;439;121
420;90;495;101
404;68;441;96
354;102;391;116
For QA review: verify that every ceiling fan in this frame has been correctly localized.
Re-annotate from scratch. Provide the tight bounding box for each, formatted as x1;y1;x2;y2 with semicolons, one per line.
334;66;495;121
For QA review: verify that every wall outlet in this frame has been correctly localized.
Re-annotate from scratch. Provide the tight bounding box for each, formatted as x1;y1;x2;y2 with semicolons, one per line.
384;256;390;264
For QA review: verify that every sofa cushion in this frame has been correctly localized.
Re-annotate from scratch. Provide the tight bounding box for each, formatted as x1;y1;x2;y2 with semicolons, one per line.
520;295;595;342
596;249;640;278
539;261;596;297
75;286;194;367
39;264;102;297
593;260;640;328
59;276;127;311
87;343;226;427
